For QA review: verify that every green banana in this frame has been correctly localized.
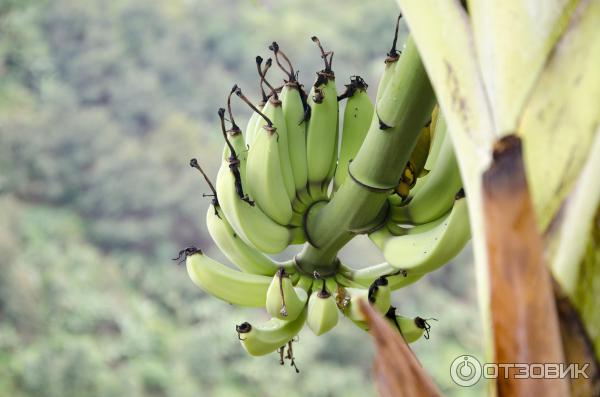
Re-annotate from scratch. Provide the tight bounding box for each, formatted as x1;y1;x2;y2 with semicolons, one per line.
352;306;432;344
214;104;292;253
339;263;423;290
334;76;374;191
375;14;402;105
281;83;312;205
205;204;280;276
390;118;462;224
338;278;391;322
295;274;314;291
236;308;307;356
215;162;292;253
387;312;432;343
245;56;271;148
306;279;339;335
266;268;308;320
245;106;263;149
270;43;312;206
373;194;470;274
185;249;271;307
245;97;294;225
305;36;338;198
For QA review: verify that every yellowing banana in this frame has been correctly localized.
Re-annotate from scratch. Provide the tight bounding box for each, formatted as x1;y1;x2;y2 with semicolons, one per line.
395;123;432;200
266;268;308;320
390;118;462;224
185;250;271;307
236;308;307;356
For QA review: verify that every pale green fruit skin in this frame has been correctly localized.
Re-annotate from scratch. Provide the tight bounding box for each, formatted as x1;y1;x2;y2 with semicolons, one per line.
335;88;374;189
266;274;307;320
245;125;293;226
186;252;271;307
280;85;309;196
306;78;339;188
306;292;339;335
392;316;425;343
205;204;279;276
239;309;307;356
384;197;470;274
215;163;290;254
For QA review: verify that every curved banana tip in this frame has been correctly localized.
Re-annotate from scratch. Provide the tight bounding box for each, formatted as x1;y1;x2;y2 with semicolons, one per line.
172;246;202;265
415;317;436;339
236;322;252;340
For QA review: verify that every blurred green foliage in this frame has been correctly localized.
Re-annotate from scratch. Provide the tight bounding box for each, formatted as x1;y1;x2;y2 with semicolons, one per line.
0;0;483;395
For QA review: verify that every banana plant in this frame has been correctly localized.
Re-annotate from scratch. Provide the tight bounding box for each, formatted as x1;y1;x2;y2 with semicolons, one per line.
177;0;599;393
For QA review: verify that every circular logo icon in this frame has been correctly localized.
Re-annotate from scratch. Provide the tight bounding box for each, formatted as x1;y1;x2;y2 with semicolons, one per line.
450;355;482;387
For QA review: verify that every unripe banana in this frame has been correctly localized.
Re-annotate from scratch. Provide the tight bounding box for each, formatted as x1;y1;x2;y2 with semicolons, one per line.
185;249;271;307
266;268;308;320
216;162;291;254
244;106;263;148
374;194;470;274
306;280;339;335
375;14;402;105
390;118;462;224
334;76;374;191
377;37;420;128
267;96;296;201
205;204;280;276
245;101;294;226
387;313;432;343
280;83;311;205
339;263;423;290
236;308;307;356
295;274;314;291
338;278;391;322
306;37;338;198
352;306;432;344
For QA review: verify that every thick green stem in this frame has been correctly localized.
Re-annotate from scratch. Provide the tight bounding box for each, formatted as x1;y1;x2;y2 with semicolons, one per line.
296;38;436;273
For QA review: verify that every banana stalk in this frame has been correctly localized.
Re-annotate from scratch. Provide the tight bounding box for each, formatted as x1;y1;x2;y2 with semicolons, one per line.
297;37;435;274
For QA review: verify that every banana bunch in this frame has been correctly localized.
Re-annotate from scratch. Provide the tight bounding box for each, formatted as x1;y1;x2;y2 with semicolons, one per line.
180;16;471;368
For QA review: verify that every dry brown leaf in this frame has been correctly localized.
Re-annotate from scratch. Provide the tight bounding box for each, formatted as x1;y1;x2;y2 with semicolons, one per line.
554;280;600;397
482;135;570;396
